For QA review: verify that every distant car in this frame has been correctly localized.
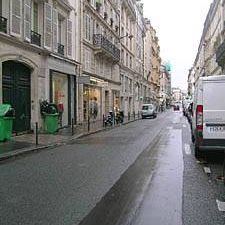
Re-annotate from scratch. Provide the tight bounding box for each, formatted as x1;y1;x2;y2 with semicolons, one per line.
186;102;193;125
141;104;157;119
183;99;192;116
173;104;180;111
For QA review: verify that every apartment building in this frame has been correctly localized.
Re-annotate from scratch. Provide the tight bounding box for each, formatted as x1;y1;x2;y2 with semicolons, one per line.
133;1;146;113
187;67;195;97
119;0;136;116
160;63;171;109
149;24;161;106
0;0;80;133
193;0;223;83
143;18;152;104
79;0;120;122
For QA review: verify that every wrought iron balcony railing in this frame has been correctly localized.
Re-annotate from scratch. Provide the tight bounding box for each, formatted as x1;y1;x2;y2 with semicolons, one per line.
93;34;120;61
58;43;64;55
31;30;41;46
0;16;7;33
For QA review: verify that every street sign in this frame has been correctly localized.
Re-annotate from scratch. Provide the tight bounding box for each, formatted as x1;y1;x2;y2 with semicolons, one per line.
78;76;90;84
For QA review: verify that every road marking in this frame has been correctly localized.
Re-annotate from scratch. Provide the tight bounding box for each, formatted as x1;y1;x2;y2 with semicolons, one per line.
183;124;187;128
216;200;225;211
203;167;211;174
184;144;191;155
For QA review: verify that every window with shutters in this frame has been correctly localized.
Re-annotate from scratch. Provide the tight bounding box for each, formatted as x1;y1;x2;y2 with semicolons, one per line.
24;0;31;41
10;0;22;36
67;19;72;57
0;0;2;16
84;14;92;42
52;8;58;52
32;2;38;32
44;3;52;49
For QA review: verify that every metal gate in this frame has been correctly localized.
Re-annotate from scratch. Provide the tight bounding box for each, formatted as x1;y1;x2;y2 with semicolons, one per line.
2;61;31;133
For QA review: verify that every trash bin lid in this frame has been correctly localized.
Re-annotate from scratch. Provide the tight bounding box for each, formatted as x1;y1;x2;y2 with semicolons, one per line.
0;104;11;117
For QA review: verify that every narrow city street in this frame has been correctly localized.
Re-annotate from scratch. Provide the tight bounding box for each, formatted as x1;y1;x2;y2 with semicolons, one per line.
0;110;225;225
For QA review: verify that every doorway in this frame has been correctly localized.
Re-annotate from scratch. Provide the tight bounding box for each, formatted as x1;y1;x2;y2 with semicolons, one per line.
2;61;31;133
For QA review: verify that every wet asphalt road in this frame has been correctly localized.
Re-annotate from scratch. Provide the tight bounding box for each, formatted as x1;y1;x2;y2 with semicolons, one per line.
0;110;225;225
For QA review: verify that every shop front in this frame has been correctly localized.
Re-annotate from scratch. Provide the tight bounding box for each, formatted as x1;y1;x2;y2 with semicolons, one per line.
112;90;120;112
83;85;102;122
50;71;71;127
2;60;31;133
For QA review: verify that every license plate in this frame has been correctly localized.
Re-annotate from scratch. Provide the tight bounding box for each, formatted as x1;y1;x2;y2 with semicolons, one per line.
207;126;225;132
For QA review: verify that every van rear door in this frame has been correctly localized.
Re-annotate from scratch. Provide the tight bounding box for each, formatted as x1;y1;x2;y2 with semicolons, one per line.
203;80;225;139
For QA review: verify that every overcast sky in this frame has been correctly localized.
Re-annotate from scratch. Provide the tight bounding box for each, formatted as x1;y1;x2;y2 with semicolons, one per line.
143;0;213;90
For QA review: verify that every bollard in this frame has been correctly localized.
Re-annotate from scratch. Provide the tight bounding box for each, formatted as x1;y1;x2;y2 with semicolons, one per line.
128;112;130;121
35;122;38;145
103;114;105;127
71;118;74;136
88;115;90;132
133;111;135;120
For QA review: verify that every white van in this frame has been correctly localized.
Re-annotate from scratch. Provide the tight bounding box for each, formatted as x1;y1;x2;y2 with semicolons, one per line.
141;104;157;119
192;75;225;157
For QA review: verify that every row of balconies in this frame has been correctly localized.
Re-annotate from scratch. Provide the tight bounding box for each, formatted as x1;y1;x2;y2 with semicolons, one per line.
93;34;120;61
87;0;119;33
0;16;65;56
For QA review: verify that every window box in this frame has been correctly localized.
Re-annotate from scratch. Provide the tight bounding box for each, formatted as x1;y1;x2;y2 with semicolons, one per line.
58;43;64;55
104;12;108;20
31;30;41;46
0;16;7;33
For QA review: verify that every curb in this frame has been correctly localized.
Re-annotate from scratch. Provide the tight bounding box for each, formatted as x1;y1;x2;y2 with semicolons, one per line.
0;119;141;162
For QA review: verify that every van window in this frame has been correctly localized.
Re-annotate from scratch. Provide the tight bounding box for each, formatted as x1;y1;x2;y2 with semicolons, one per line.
142;105;153;110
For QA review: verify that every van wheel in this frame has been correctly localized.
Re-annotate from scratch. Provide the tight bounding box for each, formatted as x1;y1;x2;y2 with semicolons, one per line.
191;134;195;143
194;145;202;158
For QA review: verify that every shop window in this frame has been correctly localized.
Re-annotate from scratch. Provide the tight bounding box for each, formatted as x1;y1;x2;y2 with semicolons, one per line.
83;86;101;121
52;73;69;127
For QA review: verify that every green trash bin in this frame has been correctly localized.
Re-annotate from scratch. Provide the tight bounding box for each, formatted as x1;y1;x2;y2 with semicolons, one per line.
44;113;59;134
0;104;14;141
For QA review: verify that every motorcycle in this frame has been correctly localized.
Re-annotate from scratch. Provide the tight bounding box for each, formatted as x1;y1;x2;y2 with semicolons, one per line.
104;111;114;126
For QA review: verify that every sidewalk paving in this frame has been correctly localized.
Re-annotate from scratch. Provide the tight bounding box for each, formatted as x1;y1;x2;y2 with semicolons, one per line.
0;115;141;161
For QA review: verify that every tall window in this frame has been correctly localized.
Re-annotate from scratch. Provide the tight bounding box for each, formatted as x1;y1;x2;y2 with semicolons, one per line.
58;15;66;45
84;14;92;42
0;0;2;16
126;53;128;67
33;2;38;32
130;56;132;69
121;49;124;64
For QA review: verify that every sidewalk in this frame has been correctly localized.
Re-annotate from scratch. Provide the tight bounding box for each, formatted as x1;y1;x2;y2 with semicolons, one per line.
0;115;141;161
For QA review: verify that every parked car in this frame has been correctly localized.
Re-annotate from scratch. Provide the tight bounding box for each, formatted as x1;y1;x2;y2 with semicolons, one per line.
192;75;225;157
141;104;157;119
183;99;192;116
173;104;180;111
186;102;193;125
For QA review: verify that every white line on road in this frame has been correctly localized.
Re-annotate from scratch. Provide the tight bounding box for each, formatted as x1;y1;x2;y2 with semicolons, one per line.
203;167;211;174
216;200;225;211
184;144;191;155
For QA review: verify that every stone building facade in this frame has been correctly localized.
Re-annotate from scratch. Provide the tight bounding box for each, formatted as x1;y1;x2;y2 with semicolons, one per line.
79;0;121;122
193;0;223;84
0;0;80;133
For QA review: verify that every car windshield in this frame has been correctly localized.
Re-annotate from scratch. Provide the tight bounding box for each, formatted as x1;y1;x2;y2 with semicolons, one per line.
142;105;153;110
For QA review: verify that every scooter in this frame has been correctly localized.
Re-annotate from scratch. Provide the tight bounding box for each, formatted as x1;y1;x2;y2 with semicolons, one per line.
104;111;114;126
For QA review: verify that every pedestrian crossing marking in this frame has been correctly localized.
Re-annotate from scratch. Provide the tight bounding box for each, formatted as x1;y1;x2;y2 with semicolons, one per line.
216;200;225;211
203;167;211;174
184;144;191;155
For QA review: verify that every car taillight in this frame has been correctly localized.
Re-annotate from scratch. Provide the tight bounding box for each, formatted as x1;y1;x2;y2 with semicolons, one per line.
196;105;203;131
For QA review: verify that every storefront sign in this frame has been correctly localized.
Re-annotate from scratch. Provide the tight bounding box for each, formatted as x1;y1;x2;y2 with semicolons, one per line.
79;76;90;84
